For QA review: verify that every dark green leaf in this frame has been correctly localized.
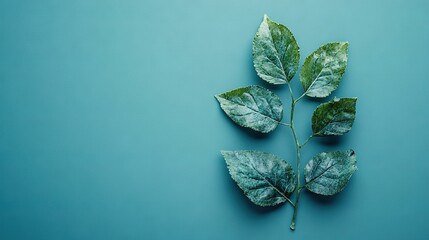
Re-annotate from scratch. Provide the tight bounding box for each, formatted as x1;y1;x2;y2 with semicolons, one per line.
221;150;296;206
252;15;300;84
304;150;357;196
312;97;357;136
300;42;348;98
215;86;283;133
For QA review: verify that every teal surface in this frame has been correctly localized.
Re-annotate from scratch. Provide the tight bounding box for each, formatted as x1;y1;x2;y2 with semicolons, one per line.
1;0;428;239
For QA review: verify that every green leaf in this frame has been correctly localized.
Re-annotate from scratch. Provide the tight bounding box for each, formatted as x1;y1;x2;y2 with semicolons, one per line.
312;97;357;136
252;15;300;84
300;42;348;98
215;86;283;133
304;150;357;196
221;150;296;206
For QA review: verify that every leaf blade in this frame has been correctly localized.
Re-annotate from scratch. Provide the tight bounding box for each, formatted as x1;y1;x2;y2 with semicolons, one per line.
304;150;357;196
300;42;348;98
252;15;300;84
215;85;283;133
221;150;296;206
312;97;357;136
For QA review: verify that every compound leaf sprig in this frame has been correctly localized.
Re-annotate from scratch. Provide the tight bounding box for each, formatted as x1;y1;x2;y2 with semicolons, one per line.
215;15;358;231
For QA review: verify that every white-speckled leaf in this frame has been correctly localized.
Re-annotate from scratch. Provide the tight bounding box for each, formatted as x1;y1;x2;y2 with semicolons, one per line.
304;150;357;196
300;42;348;98
312;97;357;136
221;150;296;206
215;86;283;133
252;15;300;84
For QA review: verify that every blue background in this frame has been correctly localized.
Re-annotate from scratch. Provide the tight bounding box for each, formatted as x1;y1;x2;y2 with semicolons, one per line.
1;0;428;239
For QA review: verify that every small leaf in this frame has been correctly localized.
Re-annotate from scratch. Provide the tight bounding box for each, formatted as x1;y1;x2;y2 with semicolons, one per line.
312;97;357;136
304;150;357;196
300;42;348;98
215;86;283;133
221;150;296;206
252;15;300;84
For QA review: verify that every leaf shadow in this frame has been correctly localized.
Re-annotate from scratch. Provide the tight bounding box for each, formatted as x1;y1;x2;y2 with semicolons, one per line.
218;155;283;214
313;132;352;147
313;136;342;146
300;95;330;104
234;124;274;140
224;117;269;140
302;178;356;207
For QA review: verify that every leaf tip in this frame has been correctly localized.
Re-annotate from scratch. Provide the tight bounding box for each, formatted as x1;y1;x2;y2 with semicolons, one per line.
220;150;231;156
343;41;349;52
348;149;358;165
214;94;222;101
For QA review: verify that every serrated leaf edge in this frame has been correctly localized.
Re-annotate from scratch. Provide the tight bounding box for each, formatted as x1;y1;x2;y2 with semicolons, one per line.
304;149;358;196
220;150;296;207
300;42;349;98
312;97;357;136
252;14;300;85
214;85;284;133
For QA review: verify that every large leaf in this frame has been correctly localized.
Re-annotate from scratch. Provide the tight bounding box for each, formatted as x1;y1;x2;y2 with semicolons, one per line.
312;97;357;136
221;150;296;206
304;150;357;196
215;86;283;133
252;15;300;84
300;42;348;98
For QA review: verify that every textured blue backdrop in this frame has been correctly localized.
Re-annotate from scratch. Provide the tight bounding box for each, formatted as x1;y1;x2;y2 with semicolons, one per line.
1;0;428;239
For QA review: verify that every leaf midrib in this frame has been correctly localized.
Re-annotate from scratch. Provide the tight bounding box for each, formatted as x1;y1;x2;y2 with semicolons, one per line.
267;21;287;82
220;96;280;123
305;160;338;187
314;107;354;134
248;163;294;204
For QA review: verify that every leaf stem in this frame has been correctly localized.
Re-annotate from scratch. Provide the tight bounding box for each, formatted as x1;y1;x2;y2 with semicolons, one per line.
278;122;291;127
289;188;301;230
300;134;314;148
285;196;296;207
287;82;302;231
294;93;305;103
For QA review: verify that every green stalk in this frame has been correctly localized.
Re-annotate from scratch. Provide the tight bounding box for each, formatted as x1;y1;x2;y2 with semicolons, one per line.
287;83;302;231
